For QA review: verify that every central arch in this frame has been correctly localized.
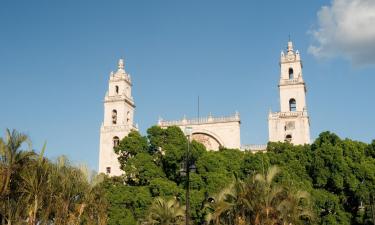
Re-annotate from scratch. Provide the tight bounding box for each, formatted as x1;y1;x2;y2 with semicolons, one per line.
191;129;224;151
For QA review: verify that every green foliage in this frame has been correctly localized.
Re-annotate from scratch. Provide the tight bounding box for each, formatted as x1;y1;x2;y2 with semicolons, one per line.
147;125;167;153
102;178;152;225
143;197;185;225
2;127;375;225
0;129;108;225
148;126;187;182
115;130;148;167
312;189;351;225
112;127;374;225
149;178;183;197
241;151;271;178
366;140;375;158
124;152;166;186
204;166;315;225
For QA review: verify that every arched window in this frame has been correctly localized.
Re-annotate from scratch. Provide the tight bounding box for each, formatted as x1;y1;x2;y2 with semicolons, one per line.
112;110;117;124
289;99;296;112
106;167;111;174
113;136;120;148
285;134;292;142
115;86;119;94
127;111;130;124
288;68;294;80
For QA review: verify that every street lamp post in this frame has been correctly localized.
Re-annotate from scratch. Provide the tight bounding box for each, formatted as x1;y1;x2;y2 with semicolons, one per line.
184;127;193;225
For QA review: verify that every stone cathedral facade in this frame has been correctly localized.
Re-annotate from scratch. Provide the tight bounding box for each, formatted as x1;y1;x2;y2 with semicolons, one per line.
99;41;311;176
158;112;241;151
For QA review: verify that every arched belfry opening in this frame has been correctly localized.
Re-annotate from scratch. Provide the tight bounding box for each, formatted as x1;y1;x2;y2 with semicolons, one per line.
285;134;292;142
112;110;117;124
288;68;294;79
113;136;120;148
289;99;296;112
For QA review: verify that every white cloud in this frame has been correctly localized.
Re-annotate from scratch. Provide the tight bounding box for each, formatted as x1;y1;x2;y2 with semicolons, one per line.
309;0;375;65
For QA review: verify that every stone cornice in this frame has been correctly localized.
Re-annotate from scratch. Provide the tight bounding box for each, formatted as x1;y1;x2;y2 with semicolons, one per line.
158;113;241;127
101;124;138;133
104;96;136;108
268;110;309;119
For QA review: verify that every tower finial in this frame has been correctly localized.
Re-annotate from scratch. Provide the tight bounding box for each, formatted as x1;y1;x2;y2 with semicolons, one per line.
118;58;124;70
287;39;293;52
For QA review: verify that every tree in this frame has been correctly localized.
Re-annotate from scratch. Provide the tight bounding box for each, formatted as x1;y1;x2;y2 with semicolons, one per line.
277;188;315;225
124;152;166;186
0;129;33;225
102;177;152;225
0;129;32;197
205;184;236;225
20;145;50;225
149;178;183;198
144;197;185;225
115;130;148;167
366;140;375;158
0;129;108;225
205;166;314;225
101;127;375;224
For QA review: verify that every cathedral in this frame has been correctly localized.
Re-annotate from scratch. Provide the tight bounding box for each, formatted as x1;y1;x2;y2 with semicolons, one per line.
98;41;311;176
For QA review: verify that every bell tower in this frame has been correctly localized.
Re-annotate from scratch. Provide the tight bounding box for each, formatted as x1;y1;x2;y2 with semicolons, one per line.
98;58;137;176
268;41;310;145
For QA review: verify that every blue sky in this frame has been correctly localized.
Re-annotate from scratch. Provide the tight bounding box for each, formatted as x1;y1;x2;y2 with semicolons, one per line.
1;0;374;170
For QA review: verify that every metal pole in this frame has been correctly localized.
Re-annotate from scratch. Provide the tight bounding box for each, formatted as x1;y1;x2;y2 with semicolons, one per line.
198;96;200;124
186;135;190;225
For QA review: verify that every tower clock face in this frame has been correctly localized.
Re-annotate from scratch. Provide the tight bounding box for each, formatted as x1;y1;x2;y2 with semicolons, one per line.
285;121;295;130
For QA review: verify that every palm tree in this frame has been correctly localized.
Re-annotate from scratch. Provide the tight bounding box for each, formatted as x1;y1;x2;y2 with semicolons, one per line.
0;129;33;225
72;164;108;225
46;157;90;225
205;185;235;225
205;166;315;225
0;129;32;197
20;144;50;225
253;166;284;224
144;197;185;225
0;129;108;225
277;189;315;225
205;175;257;225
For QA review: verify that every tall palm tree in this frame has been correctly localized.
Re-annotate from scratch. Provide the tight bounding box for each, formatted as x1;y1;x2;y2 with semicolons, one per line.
0;129;32;197
20;144;50;225
205;185;235;225
0;129;108;225
0;129;33;225
205;175;256;225
205;166;315;225
144;197;185;225
46;156;89;225
277;189;315;225
253;166;284;224
72;164;108;225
